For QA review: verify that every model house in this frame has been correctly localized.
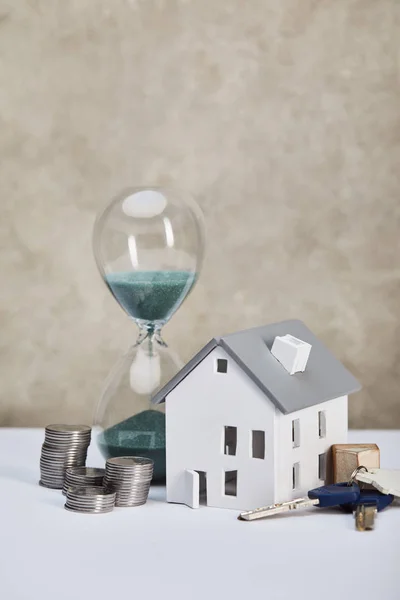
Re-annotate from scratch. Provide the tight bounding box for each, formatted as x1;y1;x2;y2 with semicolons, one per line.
153;320;361;511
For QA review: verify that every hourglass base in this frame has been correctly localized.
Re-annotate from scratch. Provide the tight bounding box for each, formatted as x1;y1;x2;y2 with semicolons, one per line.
97;409;166;481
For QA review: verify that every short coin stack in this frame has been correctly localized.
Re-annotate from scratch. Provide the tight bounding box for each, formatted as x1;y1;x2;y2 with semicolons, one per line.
104;456;154;507
39;425;92;489
62;466;105;495
65;487;116;514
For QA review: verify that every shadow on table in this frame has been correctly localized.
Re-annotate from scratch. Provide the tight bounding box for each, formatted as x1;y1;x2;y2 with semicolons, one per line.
148;481;167;503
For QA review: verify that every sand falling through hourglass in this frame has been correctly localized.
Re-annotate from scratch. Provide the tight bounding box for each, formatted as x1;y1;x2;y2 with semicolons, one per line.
93;187;205;481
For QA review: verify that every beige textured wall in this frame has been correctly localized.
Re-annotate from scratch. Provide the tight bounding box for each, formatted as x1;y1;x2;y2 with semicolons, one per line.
1;0;400;428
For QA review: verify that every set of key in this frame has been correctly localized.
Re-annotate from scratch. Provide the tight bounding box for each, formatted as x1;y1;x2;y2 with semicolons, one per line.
239;467;400;531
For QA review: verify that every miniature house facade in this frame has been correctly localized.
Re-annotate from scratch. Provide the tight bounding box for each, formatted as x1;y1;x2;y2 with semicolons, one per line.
153;320;361;511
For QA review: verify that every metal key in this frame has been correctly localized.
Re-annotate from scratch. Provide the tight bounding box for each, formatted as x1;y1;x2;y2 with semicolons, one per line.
238;482;360;521
354;467;400;498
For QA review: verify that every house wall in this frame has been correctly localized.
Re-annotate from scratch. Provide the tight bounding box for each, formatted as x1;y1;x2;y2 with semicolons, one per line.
166;347;276;510
274;395;348;503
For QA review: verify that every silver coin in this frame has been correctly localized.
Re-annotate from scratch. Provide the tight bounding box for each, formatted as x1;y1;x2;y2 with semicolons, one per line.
105;473;153;479
114;497;149;504
40;448;88;455
104;471;153;477
105;461;153;468
65;502;115;509
45;432;91;438
114;488;150;498
115;499;148;507
65;476;104;484
105;462;153;470
112;494;150;502
40;453;87;460
104;477;151;483
114;488;150;496
65;480;104;488
40;455;87;462
65;497;115;505
110;481;151;487
40;455;87;461
105;478;151;486
44;441;90;449
106;456;154;467
105;471;153;478
40;463;85;471
64;504;114;514
45;424;91;434
62;483;104;496
44;438;90;446
66;479;104;486
66;467;105;478
40;456;87;463
103;482;152;490
66;486;115;497
65;492;114;501
65;498;113;505
45;453;88;458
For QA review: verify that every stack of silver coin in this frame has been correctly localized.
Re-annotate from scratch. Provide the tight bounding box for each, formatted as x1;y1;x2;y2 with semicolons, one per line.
39;425;91;489
104;457;154;507
62;466;105;495
65;487;116;514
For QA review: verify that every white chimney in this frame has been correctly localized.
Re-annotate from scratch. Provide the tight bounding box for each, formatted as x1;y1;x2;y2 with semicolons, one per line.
271;334;312;375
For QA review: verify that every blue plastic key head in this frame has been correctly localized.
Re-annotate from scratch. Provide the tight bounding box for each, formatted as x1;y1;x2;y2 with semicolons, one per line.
345;489;394;513
308;482;360;508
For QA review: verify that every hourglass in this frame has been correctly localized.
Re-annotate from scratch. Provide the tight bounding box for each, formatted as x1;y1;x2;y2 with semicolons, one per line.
93;187;205;481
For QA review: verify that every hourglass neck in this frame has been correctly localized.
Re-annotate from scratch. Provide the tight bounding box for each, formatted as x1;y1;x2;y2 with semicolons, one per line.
135;324;167;348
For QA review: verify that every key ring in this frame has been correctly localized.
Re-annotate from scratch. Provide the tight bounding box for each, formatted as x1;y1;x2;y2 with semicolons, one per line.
348;465;368;486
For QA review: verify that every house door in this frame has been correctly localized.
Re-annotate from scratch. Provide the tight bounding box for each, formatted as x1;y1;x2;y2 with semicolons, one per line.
183;470;208;508
183;470;199;508
196;470;207;505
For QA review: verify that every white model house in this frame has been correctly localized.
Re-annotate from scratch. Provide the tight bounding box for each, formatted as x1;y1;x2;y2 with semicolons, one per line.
153;320;361;511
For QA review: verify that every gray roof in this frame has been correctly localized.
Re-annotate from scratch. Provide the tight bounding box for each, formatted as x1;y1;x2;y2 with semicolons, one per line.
152;319;361;414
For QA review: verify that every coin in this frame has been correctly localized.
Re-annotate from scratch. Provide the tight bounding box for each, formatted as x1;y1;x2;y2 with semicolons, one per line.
39;424;92;489
45;424;91;434
105;456;154;507
64;486;116;513
62;467;105;495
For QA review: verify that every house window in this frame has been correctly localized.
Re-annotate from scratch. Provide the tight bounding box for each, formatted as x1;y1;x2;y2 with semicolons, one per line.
318;411;326;438
292;462;300;490
318;453;326;481
292;419;300;448
251;430;265;459
216;358;228;373
224;470;237;496
224;426;237;456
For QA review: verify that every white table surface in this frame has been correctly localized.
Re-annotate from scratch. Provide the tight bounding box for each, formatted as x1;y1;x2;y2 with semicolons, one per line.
1;429;399;600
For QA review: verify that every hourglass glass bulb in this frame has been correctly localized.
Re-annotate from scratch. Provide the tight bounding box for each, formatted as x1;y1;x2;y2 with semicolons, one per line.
92;186;205;481
129;343;161;395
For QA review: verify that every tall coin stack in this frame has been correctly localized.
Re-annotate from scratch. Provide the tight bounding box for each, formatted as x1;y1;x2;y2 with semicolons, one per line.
104;457;154;507
65;487;116;514
62;467;105;495
39;425;91;489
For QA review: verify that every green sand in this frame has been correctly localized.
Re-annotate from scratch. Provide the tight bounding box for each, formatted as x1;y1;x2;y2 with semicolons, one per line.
106;270;196;322
98;410;166;481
